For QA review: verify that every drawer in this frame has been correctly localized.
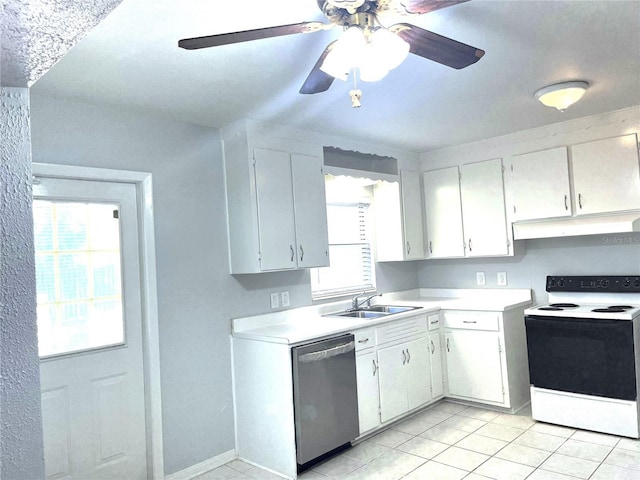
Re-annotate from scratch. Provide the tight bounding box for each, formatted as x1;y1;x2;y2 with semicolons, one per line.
377;316;427;345
443;311;500;331
354;328;375;352
427;314;441;331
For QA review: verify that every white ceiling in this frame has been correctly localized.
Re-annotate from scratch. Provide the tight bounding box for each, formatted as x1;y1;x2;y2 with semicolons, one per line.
31;0;640;152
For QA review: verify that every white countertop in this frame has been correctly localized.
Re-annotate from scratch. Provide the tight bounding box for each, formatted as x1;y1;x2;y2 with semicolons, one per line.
232;288;532;345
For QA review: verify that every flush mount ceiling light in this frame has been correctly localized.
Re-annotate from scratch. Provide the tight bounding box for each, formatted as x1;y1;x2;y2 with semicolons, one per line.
535;81;589;112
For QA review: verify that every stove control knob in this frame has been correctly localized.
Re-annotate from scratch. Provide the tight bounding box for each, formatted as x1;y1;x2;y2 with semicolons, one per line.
633;278;640;288
601;279;610;288
622;279;631;288
557;279;565;288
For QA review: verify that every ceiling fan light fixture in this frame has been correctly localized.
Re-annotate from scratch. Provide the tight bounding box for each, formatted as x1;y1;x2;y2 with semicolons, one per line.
320;26;366;80
535;81;589;112
370;28;410;71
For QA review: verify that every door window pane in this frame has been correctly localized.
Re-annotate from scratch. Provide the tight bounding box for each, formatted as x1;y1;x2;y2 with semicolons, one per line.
33;200;125;358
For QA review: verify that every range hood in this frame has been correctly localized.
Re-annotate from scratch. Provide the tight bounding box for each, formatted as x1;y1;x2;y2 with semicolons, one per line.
513;212;640;240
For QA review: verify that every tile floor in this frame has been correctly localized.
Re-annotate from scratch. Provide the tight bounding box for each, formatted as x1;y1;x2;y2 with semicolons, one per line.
196;401;640;480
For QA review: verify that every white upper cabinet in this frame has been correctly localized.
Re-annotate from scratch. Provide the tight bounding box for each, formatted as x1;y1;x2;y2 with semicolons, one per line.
423;160;510;259
509;147;572;221
570;134;640;215
422;167;465;258
374;169;425;261
460;158;510;257
223;124;329;273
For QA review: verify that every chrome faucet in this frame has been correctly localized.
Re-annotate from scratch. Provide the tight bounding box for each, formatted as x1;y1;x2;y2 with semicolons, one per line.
351;292;382;310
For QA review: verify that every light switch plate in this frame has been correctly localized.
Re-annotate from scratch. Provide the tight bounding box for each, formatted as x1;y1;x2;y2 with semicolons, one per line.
281;291;290;307
497;272;508;286
476;272;486;286
270;292;279;309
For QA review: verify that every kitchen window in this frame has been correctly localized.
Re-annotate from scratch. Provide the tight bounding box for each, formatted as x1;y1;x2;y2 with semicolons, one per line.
311;176;376;299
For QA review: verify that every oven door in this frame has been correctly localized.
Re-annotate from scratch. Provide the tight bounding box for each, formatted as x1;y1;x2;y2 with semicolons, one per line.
525;315;637;401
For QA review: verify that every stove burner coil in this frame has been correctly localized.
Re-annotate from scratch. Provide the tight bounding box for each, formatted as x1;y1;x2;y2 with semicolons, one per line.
549;303;579;308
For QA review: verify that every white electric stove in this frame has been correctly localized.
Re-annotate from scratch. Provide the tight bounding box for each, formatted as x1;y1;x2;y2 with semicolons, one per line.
524;275;640;438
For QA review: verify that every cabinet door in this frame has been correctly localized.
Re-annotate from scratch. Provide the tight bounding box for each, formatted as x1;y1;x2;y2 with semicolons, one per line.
254;148;297;271
445;330;504;404
405;337;431;410
571;134;640;215
291;154;329;268
422;167;465;258
355;352;380;434
377;343;408;423
429;333;444;399
400;170;425;260
510;147;572;220
460;159;509;257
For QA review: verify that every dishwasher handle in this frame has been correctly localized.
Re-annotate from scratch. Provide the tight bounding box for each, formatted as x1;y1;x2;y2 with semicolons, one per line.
298;341;355;363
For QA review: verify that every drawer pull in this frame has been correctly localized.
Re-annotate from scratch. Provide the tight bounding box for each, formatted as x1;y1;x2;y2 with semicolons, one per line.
430;320;439;325
463;320;477;324
358;338;370;344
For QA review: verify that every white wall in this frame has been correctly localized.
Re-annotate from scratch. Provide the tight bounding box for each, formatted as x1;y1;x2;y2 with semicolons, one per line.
418;106;640;303
28;94;420;474
0;88;45;480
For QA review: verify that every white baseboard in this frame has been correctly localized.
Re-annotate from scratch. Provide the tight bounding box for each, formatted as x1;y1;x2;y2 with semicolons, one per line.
165;450;236;480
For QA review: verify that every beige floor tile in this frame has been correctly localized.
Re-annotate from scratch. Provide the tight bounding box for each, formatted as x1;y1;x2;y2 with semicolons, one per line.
414;408;456;425
617;437;640;453
591;463;640;480
241;465;285;480
432;446;489;471
570;429;621;447
603;447;640;471
556;439;613;462
226;460;256;474
194;465;239;480
494;443;551;467
396;436;449;459
311;454;365;478
473;423;525;442
454;433;508;456
228;473;254;480
526;469;578;479
420;424;470;444
298;471;330;480
463;474;494;480
342;450;425;480
369;428;413;448
539;452;600;479
403;460;468;480
456;407;500;422
529;423;576;439
440;415;487;433
491;413;537;430
391;414;437;436
342;441;390;463
473;457;535;480
513;431;567;452
439;401;470;414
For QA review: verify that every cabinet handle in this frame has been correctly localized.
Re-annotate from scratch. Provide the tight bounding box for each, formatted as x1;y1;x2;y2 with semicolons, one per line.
406;349;411;364
299;244;304;262
564;194;568;211
402;350;407;365
358;338;369;344
431;340;435;354
429;241;433;254
372;358;377;376
446;338;450;352
578;193;583;209
463;320;477;324
430;320;439;325
468;239;472;252
290;244;295;262
406;241;411;255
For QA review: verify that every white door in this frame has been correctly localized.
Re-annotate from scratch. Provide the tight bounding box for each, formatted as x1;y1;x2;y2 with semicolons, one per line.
355;352;380;434
429;333;445;399
33;177;147;480
400;170;425;260
405;337;431;410
377;343;408;422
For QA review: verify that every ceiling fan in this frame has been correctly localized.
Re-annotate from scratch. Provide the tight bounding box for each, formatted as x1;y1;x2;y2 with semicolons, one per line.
178;0;484;102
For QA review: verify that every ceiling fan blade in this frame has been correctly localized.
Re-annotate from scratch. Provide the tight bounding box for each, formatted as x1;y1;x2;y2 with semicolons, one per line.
179;22;324;50
391;23;484;69
399;0;471;15
299;42;337;95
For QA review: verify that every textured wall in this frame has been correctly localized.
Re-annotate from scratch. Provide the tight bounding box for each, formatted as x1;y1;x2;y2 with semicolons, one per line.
0;88;45;479
1;0;123;86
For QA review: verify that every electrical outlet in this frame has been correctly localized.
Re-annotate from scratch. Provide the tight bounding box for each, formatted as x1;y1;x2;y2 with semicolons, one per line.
476;272;486;286
270;292;279;309
497;272;508;286
281;291;290;307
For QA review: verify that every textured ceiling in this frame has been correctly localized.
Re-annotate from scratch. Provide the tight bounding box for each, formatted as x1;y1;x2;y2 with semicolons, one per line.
27;0;640;151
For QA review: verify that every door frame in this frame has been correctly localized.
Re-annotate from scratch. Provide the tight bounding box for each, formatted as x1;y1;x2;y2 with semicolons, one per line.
32;163;164;479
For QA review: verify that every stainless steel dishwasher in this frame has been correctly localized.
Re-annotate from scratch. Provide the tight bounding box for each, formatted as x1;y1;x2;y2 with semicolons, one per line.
292;333;359;469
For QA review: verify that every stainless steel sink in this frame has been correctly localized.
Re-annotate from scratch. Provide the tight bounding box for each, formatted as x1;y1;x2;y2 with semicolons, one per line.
361;305;421;314
332;310;389;319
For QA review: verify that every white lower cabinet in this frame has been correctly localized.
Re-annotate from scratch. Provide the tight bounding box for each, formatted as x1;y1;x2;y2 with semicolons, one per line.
355;351;380;434
443;309;530;410
429;332;445;399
